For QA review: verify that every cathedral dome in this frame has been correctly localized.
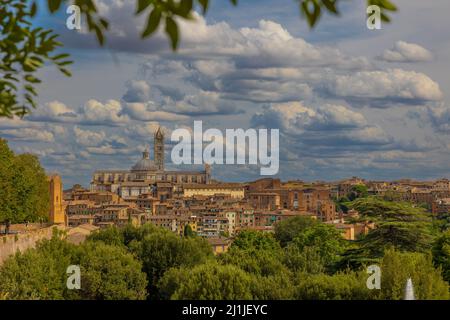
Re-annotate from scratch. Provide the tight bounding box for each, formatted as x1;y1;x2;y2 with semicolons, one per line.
131;149;157;171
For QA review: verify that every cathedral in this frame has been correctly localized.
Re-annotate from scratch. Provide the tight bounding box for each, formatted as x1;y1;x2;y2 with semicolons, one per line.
90;127;211;199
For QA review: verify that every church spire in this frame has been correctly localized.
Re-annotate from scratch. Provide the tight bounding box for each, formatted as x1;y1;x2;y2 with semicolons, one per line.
142;146;150;159
154;126;165;171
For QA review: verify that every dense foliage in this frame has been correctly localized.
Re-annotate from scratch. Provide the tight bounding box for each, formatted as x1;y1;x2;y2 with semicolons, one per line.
0;138;49;232
0;229;148;299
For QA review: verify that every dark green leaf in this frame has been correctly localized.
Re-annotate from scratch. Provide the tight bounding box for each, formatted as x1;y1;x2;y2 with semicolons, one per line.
137;0;153;14
322;0;338;15
380;12;390;22
93;25;105;45
179;0;193;17
99;18;109;30
380;0;397;11
51;53;71;61
198;0;209;14
30;2;38;17
24;75;41;84
48;0;62;13
142;8;162;38
165;16;179;50
302;0;322;28
59;68;72;77
24;85;37;96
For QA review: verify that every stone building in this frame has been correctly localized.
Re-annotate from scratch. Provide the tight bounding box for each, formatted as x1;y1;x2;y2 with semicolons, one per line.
90;127;211;199
183;183;245;199
432;198;450;216
48;174;66;225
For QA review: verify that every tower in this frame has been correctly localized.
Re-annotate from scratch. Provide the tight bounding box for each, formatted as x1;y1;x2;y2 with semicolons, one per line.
154;127;165;171
204;164;211;184
48;174;66;225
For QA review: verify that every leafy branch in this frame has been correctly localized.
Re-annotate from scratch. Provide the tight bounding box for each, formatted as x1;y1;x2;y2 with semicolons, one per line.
0;0;73;117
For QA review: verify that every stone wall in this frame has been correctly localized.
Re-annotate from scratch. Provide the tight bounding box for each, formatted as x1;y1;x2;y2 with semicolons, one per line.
0;225;65;265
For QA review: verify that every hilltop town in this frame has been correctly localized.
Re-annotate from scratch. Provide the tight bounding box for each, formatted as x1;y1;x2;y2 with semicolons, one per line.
50;128;450;253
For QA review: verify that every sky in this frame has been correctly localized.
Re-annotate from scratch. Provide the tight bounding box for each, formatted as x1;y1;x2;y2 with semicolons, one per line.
1;0;450;187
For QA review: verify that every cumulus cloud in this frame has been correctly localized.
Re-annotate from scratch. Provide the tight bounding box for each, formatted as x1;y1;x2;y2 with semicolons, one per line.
122;80;152;103
27;101;78;123
380;41;433;63
427;104;450;133
27;100;130;126
165;90;244;115
251;102;391;147
252;102;367;132
74;126;106;147
14;146;55;157
86;144;135;155
122;102;190;121
26;98;188;125
125;122;168;139
81;99;130;125
0;116;33;129
0;128;55;142
327;69;442;105
133;22;440;107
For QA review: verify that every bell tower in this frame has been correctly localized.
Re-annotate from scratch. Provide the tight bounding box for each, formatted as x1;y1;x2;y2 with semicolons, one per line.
154;127;165;171
48;174;66;225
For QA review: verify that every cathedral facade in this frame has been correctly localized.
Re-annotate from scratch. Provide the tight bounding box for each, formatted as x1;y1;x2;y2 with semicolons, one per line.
90;127;211;199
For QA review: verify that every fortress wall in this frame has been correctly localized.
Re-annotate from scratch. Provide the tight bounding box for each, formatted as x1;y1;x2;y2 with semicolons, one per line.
0;225;65;266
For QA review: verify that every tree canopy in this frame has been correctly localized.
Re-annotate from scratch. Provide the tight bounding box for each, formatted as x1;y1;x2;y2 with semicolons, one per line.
0;138;49;232
0;233;148;299
1;219;449;300
432;230;450;284
274;215;318;247
337;197;436;269
87;224;213;299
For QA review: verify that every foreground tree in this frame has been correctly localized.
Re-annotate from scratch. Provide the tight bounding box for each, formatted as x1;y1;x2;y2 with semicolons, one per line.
219;247;287;277
75;242;148;300
0;233;76;299
87;225;126;247
232;230;281;252
432;230;450;284
159;262;254;300
274;216;318;247
294;271;373;300
343;197;435;264
125;227;213;299
0;139;15;233
0;139;49;233
283;244;327;274
290;223;347;268
347;184;369;201
379;248;449;300
183;224;195;237
0;235;147;300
